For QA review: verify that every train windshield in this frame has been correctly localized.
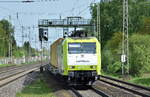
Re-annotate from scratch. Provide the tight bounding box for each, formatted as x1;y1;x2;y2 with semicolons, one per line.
68;42;96;54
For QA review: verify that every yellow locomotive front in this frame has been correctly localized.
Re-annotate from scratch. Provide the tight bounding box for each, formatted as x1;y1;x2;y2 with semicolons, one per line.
49;37;101;85
63;37;101;85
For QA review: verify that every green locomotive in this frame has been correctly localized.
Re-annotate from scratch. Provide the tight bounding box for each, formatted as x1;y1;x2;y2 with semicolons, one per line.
49;37;101;85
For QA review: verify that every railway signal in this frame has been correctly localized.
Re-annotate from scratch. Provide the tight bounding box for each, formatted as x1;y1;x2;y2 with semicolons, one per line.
43;29;48;41
39;27;48;71
39;28;48;41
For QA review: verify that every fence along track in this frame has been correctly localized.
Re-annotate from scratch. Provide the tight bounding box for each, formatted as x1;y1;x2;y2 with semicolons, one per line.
100;75;150;97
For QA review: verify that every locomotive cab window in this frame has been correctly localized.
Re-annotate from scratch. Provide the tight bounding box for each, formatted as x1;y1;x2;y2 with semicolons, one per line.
68;42;96;54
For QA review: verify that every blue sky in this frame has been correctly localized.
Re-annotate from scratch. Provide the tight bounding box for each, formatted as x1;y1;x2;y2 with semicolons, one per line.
0;0;99;50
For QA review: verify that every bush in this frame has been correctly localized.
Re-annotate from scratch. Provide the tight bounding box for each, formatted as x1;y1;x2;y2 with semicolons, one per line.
102;33;150;76
102;32;122;73
107;61;122;73
129;34;150;76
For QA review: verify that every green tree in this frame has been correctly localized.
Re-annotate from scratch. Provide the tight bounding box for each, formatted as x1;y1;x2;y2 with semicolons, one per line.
23;41;38;57
139;17;150;34
102;33;150;76
0;19;16;57
90;0;150;76
90;0;150;47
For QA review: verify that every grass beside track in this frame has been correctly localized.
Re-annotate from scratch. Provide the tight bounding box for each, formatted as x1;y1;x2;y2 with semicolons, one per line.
0;64;16;67
16;75;56;97
102;72;150;87
0;60;42;68
128;77;150;87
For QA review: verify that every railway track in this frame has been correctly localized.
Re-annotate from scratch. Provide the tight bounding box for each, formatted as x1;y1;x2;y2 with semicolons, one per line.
0;65;31;75
0;62;48;87
0;62;43;74
45;69;111;97
0;62;49;79
0;64;38;81
70;86;110;97
99;75;150;97
0;65;18;71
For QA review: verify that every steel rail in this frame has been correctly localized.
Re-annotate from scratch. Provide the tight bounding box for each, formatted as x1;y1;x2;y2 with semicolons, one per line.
70;86;111;97
0;65;26;74
0;65;17;71
101;75;150;91
90;87;110;97
0;64;41;81
0;66;39;87
70;87;83;97
0;62;44;75
0;65;40;81
100;75;150;97
0;61;49;88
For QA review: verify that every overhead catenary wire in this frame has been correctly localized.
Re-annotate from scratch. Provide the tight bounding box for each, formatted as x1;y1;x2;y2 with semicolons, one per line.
66;0;95;17
0;0;57;3
1;0;93;50
0;0;59;52
0;0;34;3
78;0;96;15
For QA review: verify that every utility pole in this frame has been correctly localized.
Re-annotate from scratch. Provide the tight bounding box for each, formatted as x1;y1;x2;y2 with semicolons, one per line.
8;15;12;63
97;2;101;42
41;37;43;68
33;26;36;50
21;26;26;63
28;27;31;62
121;0;129;75
21;26;24;47
93;19;96;36
32;25;36;61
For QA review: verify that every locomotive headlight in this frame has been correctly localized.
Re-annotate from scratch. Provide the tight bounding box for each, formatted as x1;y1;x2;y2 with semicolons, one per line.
90;66;96;69
69;66;75;69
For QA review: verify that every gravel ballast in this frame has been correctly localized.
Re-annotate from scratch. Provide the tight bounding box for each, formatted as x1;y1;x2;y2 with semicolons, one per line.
0;71;39;97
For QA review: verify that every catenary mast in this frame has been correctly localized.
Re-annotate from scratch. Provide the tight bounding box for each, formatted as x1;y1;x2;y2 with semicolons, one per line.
122;0;129;75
